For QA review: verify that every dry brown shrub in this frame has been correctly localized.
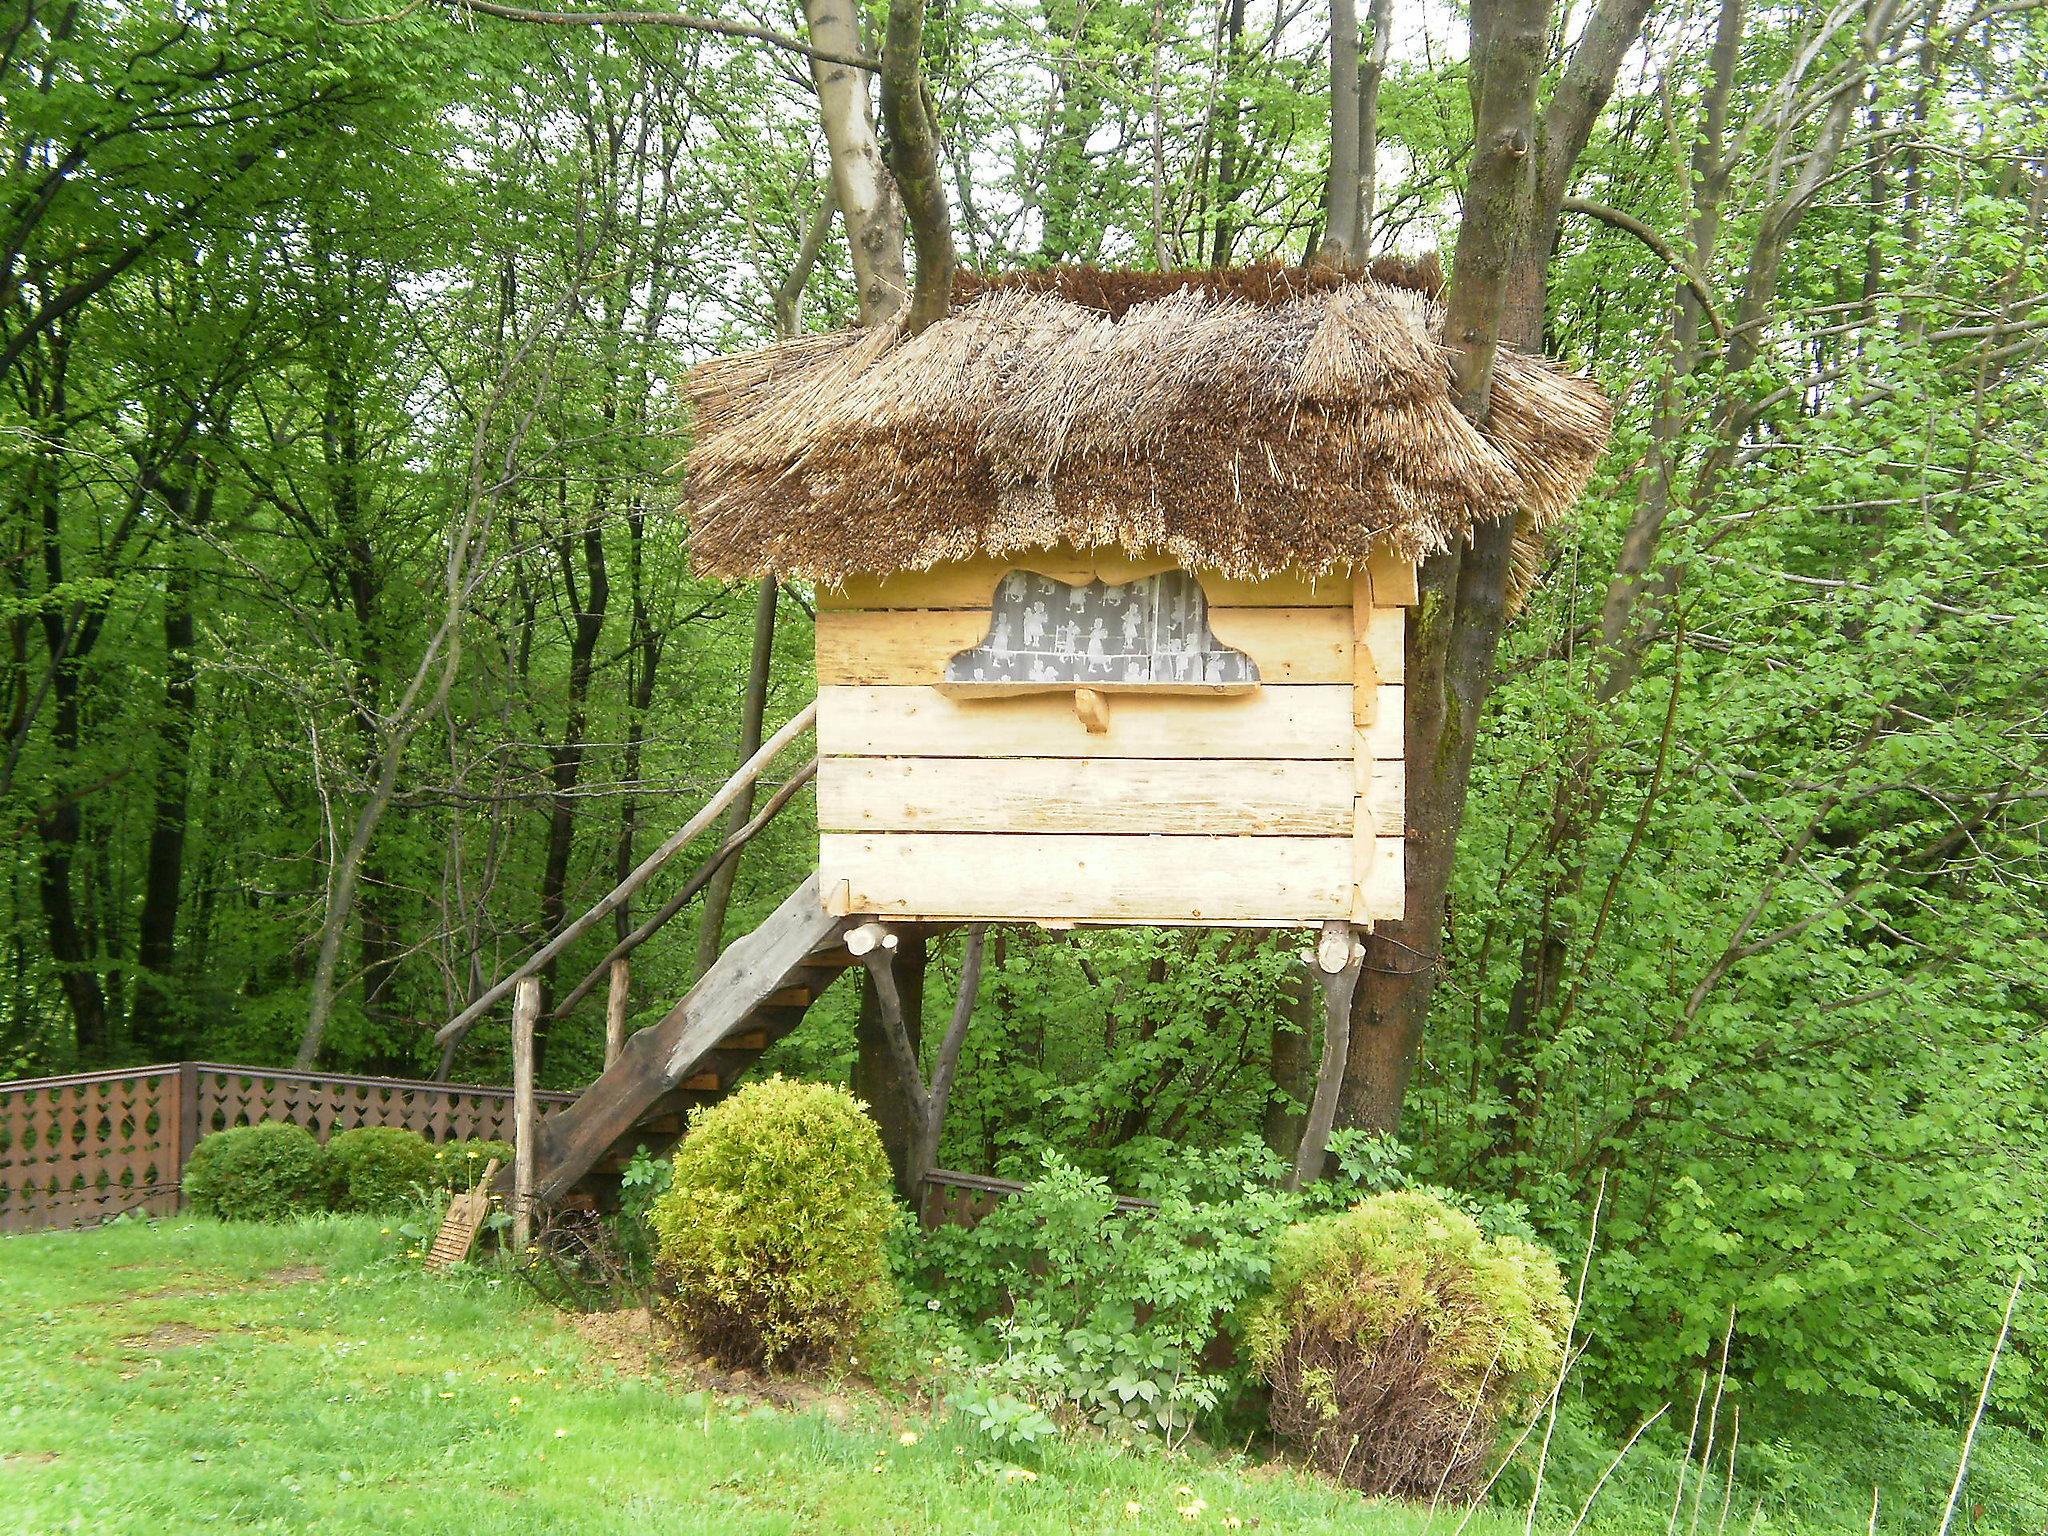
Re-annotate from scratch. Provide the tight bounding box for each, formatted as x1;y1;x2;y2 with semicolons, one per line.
1246;1191;1571;1500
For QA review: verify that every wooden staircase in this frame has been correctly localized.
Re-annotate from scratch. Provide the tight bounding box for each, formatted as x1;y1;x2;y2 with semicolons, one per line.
510;874;857;1205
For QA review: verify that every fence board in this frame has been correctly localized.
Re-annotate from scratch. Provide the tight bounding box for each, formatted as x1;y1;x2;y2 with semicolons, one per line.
0;1061;575;1234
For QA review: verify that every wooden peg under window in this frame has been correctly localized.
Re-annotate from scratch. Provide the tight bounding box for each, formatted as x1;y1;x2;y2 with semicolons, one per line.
1072;687;1110;733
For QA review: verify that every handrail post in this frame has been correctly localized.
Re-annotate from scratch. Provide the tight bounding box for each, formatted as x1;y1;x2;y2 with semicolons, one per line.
511;978;540;1254
604;960;630;1068
434;698;818;1050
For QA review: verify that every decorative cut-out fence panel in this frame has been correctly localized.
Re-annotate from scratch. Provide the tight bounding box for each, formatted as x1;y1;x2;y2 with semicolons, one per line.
0;1062;576;1234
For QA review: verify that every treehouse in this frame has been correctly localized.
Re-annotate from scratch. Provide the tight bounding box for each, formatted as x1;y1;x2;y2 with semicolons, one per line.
682;265;1611;930
452;265;1611;1211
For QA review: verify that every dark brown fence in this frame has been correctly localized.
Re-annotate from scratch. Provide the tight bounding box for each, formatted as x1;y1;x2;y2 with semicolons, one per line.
0;1061;577;1235
917;1167;1156;1229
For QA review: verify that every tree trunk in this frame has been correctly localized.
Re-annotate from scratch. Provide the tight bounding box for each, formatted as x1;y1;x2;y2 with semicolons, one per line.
532;517;609;1076
803;0;909;326
131;467;209;1054
1318;0;1362;265
854;929;927;1193
1334;0;1555;1135
694;578;777;979
1358;0;1393;249
879;0;956;330
1262;965;1314;1157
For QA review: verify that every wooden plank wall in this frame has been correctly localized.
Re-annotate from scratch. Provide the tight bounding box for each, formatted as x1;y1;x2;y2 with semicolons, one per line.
815;549;1413;927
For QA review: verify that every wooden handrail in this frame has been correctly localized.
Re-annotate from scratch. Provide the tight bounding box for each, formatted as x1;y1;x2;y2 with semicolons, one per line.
432;700;819;1049
550;756;819;1020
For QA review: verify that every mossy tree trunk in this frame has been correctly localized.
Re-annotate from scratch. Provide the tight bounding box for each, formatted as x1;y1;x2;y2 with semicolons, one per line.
1335;0;1654;1136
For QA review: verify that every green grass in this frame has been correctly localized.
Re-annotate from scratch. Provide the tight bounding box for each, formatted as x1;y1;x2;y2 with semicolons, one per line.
0;1215;1524;1535
4;1215;2043;1536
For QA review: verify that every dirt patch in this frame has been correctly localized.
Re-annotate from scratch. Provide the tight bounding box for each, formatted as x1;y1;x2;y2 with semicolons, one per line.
263;1264;325;1286
557;1308;867;1425
562;1307;684;1381
2;1452;60;1466
121;1322;217;1351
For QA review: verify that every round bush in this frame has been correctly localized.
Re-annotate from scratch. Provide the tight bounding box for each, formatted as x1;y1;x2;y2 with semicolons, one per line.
323;1126;440;1213
1244;1189;1571;1498
437;1138;514;1190
181;1122;326;1222
648;1076;897;1371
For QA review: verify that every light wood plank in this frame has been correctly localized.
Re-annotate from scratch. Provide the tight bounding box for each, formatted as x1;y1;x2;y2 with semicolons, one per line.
818;757;1401;836
819;684;1401;759
1354;826;1405;922
817;546;1419;609
821;832;1405;925
1352;570;1388;921
817;606;1401;687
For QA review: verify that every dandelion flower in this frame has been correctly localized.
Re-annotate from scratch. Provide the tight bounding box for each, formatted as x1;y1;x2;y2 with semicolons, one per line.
899;1431;919;1447
1178;1496;1208;1521
509;1396;522;1407
1002;1467;1037;1483
1223;1516;1243;1530
553;1428;567;1439
1124;1500;1144;1517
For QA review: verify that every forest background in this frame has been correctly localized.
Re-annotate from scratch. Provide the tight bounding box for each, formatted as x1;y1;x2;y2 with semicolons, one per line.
5;0;2047;1494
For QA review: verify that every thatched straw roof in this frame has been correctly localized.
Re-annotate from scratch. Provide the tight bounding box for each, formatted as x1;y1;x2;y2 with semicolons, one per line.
683;265;1611;586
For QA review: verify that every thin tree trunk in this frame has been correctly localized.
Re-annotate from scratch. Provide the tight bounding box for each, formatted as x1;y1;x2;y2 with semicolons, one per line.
855;930;928;1193
694;578;777;979
532;516;609;1075
1263;964;1315;1157
1358;0;1393;249
131;465;210;1053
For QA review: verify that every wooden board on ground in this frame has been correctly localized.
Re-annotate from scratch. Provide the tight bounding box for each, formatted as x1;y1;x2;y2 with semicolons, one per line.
426;1158;499;1271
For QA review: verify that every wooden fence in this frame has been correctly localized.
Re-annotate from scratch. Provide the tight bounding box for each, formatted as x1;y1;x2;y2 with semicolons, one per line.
0;1061;577;1235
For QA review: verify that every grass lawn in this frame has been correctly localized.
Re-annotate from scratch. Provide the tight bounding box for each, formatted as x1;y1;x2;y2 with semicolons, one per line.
0;1215;1529;1536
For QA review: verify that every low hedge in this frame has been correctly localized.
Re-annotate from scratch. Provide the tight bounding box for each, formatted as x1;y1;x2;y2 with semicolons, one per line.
181;1123;326;1222
323;1126;440;1213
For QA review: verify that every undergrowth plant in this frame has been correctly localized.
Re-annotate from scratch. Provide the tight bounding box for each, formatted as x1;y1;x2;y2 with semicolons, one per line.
906;1140;1307;1449
648;1076;898;1370
1245;1189;1572;1500
323;1126;440;1213
180;1122;326;1221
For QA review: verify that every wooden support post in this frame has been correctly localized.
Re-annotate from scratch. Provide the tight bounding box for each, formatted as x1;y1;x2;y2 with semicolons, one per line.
846;921;899;958
511;977;540;1255
604;960;630;1068
1286;921;1367;1191
172;1060;200;1211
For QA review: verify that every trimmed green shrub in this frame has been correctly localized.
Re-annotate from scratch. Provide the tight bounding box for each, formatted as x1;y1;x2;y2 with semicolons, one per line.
437;1138;513;1190
1244;1189;1571;1499
323;1126;439;1213
181;1122;326;1222
648;1076;897;1370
